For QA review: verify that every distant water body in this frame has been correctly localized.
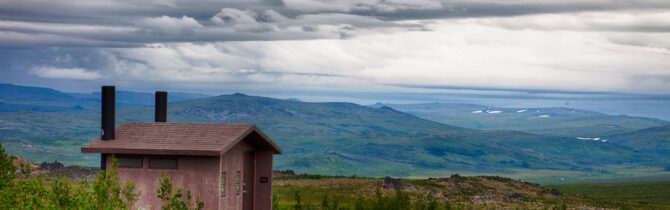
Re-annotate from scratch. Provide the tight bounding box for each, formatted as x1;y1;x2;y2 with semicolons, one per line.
266;89;670;121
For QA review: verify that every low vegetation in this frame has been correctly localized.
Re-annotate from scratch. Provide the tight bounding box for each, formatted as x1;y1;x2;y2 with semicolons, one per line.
272;173;670;209
4;144;670;209
551;181;670;206
0;143;202;209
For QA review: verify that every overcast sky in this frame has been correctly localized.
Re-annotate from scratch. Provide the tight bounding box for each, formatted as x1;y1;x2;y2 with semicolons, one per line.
1;0;670;96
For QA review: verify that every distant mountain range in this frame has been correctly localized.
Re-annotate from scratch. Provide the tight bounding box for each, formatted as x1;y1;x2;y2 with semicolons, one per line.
0;83;210;112
373;103;669;137
1;84;669;183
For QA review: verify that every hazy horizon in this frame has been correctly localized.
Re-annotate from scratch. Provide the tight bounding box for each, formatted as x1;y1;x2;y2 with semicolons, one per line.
6;82;670;121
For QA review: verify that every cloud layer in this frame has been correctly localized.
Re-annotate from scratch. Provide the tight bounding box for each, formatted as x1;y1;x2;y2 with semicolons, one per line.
30;66;102;80
1;0;669;94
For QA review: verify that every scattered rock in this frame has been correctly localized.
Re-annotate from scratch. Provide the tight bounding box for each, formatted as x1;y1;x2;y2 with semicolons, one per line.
39;161;64;171
453;184;464;191
450;174;461;179
471;195;495;204
430;190;442;198
546;188;561;196
510;193;525;200
47;165;99;179
383;176;402;189
273;170;295;176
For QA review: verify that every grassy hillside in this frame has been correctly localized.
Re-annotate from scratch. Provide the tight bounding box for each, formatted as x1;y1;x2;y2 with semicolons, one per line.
2;94;668;182
606;125;670;158
379;103;669;137
273;174;669;209
551;181;670;206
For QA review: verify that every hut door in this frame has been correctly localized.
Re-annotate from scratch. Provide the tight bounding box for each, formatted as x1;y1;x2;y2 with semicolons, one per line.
243;152;255;210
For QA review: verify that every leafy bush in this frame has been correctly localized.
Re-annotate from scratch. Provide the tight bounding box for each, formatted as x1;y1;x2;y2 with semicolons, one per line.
157;174;204;210
293;190;303;210
0;144;16;189
320;193;340;210
92;157;141;209
273;186;454;210
0;151;141;209
0;143;203;209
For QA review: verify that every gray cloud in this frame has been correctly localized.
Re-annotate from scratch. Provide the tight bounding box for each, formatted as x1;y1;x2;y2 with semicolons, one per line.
2;0;670;47
138;15;203;36
1;0;670;95
0;6;424;47
29;66;102;80
469;10;670;33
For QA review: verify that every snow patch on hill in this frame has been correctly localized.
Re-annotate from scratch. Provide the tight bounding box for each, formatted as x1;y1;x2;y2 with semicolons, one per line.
576;137;608;143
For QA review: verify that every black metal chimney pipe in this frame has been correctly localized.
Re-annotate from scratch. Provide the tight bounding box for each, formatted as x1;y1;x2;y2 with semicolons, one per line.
155;91;167;122
100;154;107;171
101;86;115;140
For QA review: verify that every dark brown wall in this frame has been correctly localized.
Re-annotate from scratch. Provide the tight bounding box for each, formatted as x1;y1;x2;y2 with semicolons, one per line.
106;155;220;209
105;140;276;209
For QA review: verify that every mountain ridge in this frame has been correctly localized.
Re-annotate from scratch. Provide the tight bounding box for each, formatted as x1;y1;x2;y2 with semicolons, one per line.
1;85;669;182
1;93;667;182
0;83;210;112
374;102;669;137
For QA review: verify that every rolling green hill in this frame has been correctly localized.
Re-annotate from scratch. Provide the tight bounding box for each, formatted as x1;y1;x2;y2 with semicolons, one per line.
2;93;668;182
606;125;670;158
376;103;669;137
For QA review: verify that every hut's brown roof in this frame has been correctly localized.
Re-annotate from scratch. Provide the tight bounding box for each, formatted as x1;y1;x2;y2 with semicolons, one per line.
81;122;282;156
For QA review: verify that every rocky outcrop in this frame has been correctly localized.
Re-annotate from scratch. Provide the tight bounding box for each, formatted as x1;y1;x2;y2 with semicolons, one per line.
39;160;64;171
383;176;402;189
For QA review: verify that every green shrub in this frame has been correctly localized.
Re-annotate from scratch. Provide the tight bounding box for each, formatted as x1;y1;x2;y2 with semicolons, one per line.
321;192;329;209
413;193;439;210
354;194;366;210
92;156;141;209
320;193;340;210
157;174;204;210
0;143;16;189
0;149;141;209
0;143;202;209
293;190;302;210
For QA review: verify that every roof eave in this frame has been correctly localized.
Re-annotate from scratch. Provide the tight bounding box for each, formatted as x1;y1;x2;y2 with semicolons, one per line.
81;147;221;156
252;126;283;154
219;125;283;155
